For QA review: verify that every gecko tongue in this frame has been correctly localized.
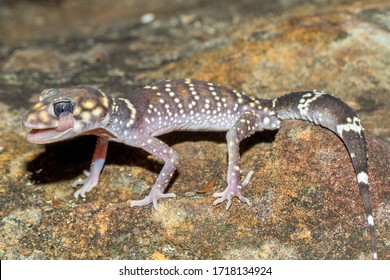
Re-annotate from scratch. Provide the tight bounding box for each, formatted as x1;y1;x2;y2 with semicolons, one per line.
26;112;74;143
56;112;74;132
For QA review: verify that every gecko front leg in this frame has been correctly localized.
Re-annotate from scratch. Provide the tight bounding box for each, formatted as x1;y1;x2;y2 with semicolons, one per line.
73;137;109;198
130;136;178;209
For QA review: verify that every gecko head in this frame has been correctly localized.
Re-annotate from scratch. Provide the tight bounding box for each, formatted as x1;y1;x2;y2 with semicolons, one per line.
22;86;112;144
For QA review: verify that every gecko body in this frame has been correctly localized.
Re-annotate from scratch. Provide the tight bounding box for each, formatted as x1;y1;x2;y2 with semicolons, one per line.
22;79;377;259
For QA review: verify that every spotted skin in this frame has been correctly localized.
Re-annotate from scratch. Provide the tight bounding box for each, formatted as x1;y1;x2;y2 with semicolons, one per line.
22;79;377;259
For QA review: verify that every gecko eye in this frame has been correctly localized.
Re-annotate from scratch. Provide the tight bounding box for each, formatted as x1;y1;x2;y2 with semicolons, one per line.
53;100;74;117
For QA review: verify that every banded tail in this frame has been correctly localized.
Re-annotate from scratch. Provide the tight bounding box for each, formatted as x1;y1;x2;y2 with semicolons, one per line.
272;90;377;259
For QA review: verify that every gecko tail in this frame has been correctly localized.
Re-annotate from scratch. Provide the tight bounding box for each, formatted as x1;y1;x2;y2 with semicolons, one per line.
272;90;377;259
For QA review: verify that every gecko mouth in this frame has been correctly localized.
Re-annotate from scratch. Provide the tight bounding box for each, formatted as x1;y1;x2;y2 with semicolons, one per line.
27;127;74;144
26;112;75;144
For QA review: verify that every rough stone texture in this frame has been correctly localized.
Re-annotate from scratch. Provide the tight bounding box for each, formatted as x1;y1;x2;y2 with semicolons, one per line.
0;0;389;260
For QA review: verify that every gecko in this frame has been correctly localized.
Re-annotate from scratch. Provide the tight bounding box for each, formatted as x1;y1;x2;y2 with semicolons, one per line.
22;79;377;259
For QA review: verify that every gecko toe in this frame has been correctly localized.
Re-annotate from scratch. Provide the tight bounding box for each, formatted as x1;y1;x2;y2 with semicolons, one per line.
212;195;226;206
130;192;176;209
238;195;251;206
73;188;88;199
242;171;254;188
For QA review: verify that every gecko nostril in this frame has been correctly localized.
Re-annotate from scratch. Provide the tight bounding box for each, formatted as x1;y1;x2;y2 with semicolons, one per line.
24;112;33;123
22;112;35;127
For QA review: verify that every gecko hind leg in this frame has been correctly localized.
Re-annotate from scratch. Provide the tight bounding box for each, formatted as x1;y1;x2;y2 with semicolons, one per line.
212;111;264;209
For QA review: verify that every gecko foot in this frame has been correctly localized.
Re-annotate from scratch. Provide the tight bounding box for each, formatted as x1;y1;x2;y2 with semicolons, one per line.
130;189;176;210
213;188;251;210
73;170;98;198
212;171;254;210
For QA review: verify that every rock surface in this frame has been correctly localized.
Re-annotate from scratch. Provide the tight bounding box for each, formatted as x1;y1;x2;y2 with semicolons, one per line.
0;0;389;259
